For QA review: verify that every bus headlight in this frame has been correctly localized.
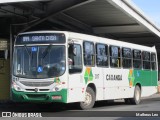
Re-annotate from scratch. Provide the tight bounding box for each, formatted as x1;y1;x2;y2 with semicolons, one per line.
52;85;62;91
12;76;19;82
12;82;22;91
55;87;59;91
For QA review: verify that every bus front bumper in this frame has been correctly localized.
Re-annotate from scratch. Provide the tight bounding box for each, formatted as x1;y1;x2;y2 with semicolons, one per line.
11;89;67;103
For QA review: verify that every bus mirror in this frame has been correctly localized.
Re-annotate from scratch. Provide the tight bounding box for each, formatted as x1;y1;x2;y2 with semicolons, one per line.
5;50;8;60
73;47;77;56
69;44;77;56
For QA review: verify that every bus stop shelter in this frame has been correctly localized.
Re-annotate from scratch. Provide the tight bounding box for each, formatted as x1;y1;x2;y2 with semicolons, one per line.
0;0;159;54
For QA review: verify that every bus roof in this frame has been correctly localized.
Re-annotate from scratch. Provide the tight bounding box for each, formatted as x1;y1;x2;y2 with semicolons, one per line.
18;31;156;52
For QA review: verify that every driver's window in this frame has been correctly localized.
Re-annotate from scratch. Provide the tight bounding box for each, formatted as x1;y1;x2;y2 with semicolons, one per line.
68;44;82;74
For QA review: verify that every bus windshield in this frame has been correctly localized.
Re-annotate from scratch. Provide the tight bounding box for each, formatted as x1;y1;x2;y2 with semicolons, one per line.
13;45;65;79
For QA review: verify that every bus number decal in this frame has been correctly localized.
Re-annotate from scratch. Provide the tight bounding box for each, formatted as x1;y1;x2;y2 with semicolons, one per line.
95;74;99;79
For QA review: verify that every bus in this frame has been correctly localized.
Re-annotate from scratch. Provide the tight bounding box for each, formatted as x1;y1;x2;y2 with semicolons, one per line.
12;31;158;109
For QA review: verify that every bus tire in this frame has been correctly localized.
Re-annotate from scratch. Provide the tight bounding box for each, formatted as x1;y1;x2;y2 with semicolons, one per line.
130;85;141;105
79;87;95;110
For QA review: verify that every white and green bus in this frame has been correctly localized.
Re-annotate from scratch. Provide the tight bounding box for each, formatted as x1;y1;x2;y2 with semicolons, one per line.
12;31;158;109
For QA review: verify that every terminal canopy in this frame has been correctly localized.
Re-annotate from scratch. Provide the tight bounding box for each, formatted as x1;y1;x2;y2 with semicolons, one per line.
0;0;160;57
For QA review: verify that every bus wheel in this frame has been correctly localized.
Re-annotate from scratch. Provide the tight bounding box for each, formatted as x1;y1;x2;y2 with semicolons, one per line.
79;87;95;110
130;85;141;105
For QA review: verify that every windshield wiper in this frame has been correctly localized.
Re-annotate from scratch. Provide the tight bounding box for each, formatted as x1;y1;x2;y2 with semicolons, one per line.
24;45;31;57
42;45;52;59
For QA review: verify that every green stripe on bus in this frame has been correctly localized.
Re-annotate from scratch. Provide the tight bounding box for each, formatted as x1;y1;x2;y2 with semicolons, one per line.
131;70;158;86
12;88;68;103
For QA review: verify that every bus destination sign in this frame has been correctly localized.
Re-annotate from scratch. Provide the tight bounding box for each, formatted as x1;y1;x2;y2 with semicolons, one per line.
16;33;65;44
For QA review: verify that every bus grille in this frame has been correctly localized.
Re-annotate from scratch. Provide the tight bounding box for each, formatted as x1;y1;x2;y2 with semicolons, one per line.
26;94;47;99
20;81;54;87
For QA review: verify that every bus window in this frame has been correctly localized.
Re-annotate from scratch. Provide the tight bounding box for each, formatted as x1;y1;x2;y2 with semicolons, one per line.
83;41;95;66
133;50;141;69
68;44;82;73
13;45;66;78
151;53;157;70
122;47;132;68
96;43;108;67
143;51;150;70
110;46;121;68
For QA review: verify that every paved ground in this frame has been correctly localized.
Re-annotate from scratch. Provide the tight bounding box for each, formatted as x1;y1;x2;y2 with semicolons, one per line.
0;93;160;120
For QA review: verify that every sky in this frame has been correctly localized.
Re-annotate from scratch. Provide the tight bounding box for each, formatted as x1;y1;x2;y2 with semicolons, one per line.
132;0;160;28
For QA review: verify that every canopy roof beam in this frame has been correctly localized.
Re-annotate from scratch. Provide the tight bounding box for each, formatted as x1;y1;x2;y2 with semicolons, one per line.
93;24;147;34
20;0;95;32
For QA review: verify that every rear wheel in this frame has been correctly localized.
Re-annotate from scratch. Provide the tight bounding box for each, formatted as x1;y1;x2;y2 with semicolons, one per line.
130;85;141;105
79;87;95;110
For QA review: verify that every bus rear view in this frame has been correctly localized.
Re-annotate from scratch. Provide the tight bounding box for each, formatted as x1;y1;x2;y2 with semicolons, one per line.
12;32;68;103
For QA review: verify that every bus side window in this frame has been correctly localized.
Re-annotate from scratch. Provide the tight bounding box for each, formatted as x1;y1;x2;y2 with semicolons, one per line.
122;47;132;68
68;44;82;74
151;53;157;70
83;41;95;66
143;51;151;70
96;43;108;67
110;46;121;68
133;50;142;69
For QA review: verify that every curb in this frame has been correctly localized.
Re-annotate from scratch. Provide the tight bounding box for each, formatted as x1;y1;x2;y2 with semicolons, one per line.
142;93;160;100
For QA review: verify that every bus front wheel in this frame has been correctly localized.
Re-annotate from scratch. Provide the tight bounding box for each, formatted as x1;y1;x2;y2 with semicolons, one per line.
79;87;95;110
130;85;141;105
